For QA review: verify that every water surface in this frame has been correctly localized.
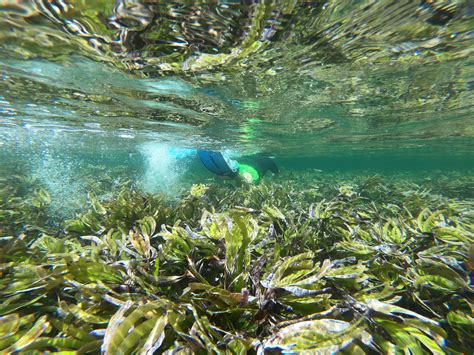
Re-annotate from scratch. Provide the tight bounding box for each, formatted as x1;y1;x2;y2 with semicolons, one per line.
1;0;473;197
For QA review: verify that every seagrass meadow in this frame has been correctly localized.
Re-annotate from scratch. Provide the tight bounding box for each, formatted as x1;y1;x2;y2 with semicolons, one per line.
1;172;473;354
1;2;474;353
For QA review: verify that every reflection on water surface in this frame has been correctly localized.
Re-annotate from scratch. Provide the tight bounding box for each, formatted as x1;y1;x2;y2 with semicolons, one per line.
1;3;474;354
0;0;473;156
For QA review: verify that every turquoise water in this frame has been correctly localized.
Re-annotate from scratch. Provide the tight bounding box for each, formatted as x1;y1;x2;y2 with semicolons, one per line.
1;1;473;206
1;3;474;354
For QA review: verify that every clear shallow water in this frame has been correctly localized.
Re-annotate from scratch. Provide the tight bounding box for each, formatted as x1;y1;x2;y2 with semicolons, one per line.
1;0;473;200
1;4;474;352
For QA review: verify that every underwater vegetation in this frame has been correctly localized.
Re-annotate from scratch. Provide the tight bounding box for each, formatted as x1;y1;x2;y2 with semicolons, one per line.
0;173;473;354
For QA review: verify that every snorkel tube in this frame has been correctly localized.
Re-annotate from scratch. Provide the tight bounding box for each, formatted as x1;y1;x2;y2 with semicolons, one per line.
237;164;260;184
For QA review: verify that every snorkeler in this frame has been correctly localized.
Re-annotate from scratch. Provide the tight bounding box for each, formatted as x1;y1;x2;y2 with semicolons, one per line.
197;150;278;184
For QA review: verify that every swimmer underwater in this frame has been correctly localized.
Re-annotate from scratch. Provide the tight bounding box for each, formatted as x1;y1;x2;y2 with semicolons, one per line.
197;150;279;184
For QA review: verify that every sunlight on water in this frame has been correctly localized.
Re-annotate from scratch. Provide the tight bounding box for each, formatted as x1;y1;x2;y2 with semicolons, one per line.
0;0;472;158
0;2;473;354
